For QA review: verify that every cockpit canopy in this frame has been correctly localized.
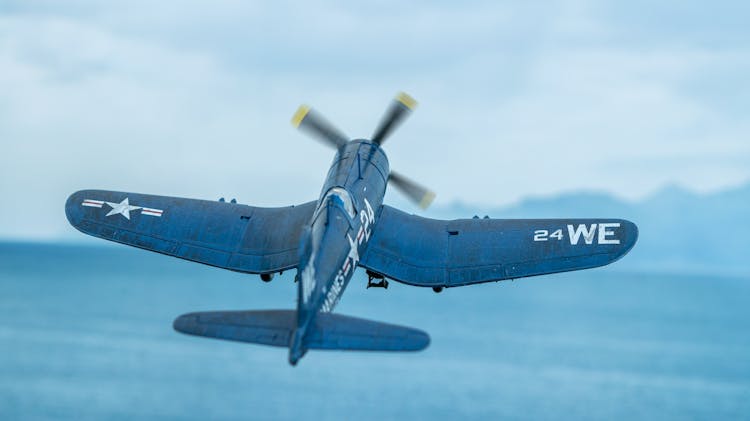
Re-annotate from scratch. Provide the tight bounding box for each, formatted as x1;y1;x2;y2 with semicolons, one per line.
316;187;356;219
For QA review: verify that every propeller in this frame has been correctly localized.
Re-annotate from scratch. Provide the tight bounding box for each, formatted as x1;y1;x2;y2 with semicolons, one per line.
291;92;435;210
388;170;436;209
371;92;417;146
291;105;349;148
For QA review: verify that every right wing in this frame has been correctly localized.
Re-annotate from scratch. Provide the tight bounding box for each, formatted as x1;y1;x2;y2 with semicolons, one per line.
359;205;638;287
65;189;316;274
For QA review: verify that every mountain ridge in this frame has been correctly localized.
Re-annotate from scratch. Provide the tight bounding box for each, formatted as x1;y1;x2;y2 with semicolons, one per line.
429;182;750;274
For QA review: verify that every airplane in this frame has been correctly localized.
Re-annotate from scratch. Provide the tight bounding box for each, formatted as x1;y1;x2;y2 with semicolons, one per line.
65;92;638;365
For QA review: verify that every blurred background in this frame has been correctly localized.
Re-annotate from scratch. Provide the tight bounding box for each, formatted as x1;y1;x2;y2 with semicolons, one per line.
1;1;748;419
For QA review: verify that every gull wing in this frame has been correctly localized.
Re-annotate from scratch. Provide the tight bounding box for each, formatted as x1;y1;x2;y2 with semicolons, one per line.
65;189;315;274
359;205;638;287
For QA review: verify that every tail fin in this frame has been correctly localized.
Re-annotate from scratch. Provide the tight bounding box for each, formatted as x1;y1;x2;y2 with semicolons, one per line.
173;310;430;352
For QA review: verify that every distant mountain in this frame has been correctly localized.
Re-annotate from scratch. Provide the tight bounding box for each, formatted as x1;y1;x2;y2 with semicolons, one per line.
429;183;750;274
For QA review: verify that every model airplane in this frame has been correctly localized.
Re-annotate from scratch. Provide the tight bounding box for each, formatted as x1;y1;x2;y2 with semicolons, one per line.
65;92;638;365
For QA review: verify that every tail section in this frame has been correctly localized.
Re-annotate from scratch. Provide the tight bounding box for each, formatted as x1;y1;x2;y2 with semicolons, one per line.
173;310;430;365
173;310;295;347
305;312;429;351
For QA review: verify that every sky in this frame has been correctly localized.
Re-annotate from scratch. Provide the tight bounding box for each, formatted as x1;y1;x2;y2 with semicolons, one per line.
1;0;748;240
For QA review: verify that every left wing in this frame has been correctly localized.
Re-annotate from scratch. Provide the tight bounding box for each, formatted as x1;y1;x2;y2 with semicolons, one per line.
359;205;638;287
65;190;316;274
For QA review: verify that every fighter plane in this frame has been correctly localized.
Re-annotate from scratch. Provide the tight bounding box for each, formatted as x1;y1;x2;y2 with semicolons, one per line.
65;92;638;365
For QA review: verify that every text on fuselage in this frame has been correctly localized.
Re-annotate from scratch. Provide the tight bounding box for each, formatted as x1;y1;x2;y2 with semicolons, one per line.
320;198;376;312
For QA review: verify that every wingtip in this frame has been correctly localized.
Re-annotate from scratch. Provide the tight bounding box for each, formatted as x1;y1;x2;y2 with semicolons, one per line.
396;92;418;110
291;105;311;128
418;191;436;209
65;189;96;229
65;190;82;228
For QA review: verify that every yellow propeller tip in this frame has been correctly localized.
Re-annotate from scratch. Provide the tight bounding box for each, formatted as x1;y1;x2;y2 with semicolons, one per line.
419;191;436;209
396;92;418;110
291;105;311;128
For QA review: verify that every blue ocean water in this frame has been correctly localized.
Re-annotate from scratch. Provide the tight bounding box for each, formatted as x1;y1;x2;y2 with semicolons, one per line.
0;242;748;420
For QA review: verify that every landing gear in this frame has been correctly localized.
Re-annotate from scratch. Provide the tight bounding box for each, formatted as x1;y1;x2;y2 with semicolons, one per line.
368;279;389;289
432;286;443;293
366;270;389;289
260;273;274;283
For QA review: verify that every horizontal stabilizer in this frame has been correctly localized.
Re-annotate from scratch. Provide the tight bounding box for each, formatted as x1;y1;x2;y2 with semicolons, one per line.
305;312;429;351
174;310;295;347
173;310;430;352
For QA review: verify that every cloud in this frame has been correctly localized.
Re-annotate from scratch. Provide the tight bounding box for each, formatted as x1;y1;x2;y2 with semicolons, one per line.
0;1;748;239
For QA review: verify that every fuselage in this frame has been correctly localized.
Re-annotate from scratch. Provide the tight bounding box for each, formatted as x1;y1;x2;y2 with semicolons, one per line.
289;139;390;364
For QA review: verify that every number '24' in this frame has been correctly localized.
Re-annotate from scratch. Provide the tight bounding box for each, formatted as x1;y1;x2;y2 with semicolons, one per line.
534;229;563;241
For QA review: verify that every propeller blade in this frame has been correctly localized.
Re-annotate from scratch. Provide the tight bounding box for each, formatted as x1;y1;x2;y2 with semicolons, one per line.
388;171;435;210
291;105;349;148
371;92;417;146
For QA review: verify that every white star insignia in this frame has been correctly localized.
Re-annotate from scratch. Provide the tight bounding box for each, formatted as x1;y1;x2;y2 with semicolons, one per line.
346;233;359;264
105;197;141;220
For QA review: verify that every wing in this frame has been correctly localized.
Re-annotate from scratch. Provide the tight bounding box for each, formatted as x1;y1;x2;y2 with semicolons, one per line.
65;190;316;274
359;205;638;287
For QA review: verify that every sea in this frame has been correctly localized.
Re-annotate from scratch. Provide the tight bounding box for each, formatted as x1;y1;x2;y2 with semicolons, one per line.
0;242;748;420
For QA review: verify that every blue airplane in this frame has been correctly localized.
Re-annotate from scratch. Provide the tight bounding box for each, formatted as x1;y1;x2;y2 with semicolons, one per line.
65;93;638;365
